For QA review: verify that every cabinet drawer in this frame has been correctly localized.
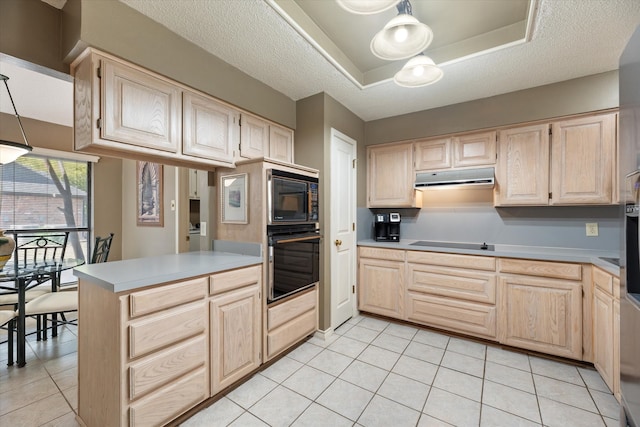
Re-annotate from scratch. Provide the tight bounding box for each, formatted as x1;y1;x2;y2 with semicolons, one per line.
406;292;497;339
359;246;405;262
499;258;582;281
129;367;207;427
129;278;207;318
407;263;496;304
210;265;261;295
268;288;317;331
129;335;207;400
593;266;613;295
129;302;206;359
407;251;495;271
267;309;317;359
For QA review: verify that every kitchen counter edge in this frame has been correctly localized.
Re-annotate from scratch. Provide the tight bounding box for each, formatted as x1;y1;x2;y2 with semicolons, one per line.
358;239;621;276
73;251;263;293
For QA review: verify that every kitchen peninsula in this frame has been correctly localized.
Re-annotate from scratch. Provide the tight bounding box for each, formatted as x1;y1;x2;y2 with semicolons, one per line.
73;248;264;427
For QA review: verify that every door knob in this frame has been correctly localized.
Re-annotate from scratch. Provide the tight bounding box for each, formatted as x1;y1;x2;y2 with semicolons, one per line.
335;239;342;246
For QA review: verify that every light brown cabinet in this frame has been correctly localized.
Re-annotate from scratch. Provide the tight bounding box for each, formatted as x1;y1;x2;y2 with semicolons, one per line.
358;247;405;319
266;286;318;360
414;131;496;172
77;264;263;427
239;113;294;163
367;142;422;208
592;266;620;396
210;266;262;395
498;258;583;360
183;90;238;164
495;113;617;206
406;251;497;339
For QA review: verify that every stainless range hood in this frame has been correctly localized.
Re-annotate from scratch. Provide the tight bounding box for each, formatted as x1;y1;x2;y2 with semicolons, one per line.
414;167;495;189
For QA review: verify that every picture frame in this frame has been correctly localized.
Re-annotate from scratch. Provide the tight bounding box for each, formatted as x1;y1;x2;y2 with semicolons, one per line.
221;173;248;224
136;161;164;227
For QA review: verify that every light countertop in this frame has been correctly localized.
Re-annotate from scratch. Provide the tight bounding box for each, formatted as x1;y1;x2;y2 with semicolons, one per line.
73;251;263;293
358;239;621;276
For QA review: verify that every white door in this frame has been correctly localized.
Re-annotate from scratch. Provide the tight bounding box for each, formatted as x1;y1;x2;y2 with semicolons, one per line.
330;129;357;330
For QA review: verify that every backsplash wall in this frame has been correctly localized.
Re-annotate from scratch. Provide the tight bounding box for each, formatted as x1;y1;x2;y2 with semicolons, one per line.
357;189;622;251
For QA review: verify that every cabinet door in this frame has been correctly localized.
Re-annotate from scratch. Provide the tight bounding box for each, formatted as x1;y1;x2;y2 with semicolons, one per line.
453;131;497;168
240;114;269;159
495;124;550;206
102;58;181;152
269;125;294;163
183;90;237;163
188;169;199;199
499;275;582;359
414;137;451;171
593;287;614;391
210;284;261;395
358;258;404;319
550;113;616;205
367;142;419;208
614;295;620;400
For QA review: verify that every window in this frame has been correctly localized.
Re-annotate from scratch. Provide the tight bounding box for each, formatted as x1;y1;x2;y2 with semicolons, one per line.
0;151;93;283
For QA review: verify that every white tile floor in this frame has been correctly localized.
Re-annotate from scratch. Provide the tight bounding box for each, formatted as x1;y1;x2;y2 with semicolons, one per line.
184;315;621;427
0;314;621;427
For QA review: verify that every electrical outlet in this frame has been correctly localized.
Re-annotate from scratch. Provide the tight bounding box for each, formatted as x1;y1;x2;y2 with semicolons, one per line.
586;222;599;236
200;222;207;236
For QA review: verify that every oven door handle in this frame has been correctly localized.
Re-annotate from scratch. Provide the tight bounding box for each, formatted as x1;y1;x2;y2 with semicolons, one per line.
273;235;321;244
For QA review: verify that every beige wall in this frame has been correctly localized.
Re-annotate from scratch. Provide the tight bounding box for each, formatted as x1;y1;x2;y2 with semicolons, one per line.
296;93;365;331
62;0;296;129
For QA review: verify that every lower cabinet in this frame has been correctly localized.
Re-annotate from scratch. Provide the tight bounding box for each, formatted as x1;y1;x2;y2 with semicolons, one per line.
358;247;405;319
592;266;620;396
209;266;262;395
498;259;583;360
406;251;497;340
266;286;318;360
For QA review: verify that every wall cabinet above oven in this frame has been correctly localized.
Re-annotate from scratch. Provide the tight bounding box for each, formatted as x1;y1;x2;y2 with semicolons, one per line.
239;113;294;164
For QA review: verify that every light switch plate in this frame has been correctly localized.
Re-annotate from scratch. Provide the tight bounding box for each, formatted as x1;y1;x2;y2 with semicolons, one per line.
586;222;599;236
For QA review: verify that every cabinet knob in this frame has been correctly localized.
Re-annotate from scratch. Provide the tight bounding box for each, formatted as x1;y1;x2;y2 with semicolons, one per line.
335;239;342;246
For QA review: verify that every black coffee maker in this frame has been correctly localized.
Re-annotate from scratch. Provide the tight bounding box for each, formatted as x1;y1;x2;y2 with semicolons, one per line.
374;212;401;241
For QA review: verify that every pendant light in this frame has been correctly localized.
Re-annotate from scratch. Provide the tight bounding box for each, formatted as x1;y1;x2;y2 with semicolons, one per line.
394;54;443;87
336;0;400;15
0;74;32;164
370;0;433;60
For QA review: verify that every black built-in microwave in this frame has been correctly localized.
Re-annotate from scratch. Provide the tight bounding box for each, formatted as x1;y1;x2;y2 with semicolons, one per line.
267;169;319;225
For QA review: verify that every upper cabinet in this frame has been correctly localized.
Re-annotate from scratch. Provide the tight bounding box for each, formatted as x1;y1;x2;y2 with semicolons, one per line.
239;113;294;164
495;124;550;206
72;47;294;170
183;90;238;164
367;142;422;208
495;112;617;206
414;130;496;172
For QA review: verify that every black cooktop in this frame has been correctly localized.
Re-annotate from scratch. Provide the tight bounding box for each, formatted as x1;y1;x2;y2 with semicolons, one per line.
410;241;495;251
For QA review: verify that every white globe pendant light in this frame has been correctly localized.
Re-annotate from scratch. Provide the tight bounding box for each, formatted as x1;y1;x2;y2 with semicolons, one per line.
394;54;443;87
336;0;400;15
370;12;433;60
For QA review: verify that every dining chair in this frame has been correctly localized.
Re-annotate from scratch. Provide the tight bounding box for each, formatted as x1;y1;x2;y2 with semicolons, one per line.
22;233;115;341
0;309;16;365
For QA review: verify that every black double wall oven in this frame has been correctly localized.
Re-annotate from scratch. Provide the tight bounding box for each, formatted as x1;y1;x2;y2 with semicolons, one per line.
267;169;320;304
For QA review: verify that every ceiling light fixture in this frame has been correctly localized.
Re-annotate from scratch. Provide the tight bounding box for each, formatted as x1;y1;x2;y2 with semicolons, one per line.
336;0;400;15
0;74;32;164
370;0;433;60
394;54;443;87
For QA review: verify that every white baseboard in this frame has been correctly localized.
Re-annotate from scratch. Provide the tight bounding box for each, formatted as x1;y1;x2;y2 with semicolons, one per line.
313;327;335;341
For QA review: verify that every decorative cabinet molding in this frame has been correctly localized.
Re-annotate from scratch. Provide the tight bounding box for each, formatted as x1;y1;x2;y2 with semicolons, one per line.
367;142;422;208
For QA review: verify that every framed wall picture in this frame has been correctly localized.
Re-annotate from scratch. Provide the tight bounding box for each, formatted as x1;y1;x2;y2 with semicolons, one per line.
221;173;248;224
136;161;164;226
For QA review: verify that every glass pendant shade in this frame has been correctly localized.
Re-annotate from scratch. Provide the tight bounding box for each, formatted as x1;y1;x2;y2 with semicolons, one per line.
0;74;32;164
336;0;400;15
370;14;433;60
394;54;443;87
